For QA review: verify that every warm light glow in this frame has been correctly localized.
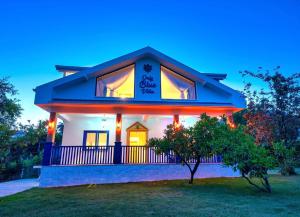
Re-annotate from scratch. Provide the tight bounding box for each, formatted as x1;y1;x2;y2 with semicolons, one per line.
129;131;147;146
174;122;180;129
227;115;236;128
86;133;97;147
96;65;135;98
98;133;108;146
161;66;195;100
48;121;55;130
116;121;121;129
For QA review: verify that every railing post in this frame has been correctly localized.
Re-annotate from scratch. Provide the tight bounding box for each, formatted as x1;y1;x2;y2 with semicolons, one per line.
113;142;122;164
42;142;53;166
175;155;181;164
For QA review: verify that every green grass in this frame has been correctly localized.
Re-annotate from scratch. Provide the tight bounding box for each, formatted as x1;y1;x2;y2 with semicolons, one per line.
1;175;300;217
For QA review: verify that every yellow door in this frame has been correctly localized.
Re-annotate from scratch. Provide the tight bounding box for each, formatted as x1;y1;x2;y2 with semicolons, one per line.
129;131;147;146
128;131;147;163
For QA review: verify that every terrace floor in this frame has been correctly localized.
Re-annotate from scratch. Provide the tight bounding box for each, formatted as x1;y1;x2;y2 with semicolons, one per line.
0;175;300;217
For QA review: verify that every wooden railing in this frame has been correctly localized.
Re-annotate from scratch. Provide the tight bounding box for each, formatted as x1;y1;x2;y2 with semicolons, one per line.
43;143;222;166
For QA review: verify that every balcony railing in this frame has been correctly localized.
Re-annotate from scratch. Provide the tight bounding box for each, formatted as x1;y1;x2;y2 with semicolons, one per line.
42;144;222;166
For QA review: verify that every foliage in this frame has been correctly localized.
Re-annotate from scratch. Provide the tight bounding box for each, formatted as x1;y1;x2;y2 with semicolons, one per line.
149;114;221;184
215;125;276;193
0;77;64;180
0;77;22;126
0;77;22;180
272;142;296;176
241;68;300;147
240;68;300;175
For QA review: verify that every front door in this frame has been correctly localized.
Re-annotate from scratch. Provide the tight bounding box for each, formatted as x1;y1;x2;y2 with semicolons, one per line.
126;122;148;163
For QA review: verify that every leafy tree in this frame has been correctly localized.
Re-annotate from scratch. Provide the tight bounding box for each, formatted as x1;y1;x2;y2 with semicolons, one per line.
0;77;22;126
0;77;22;180
240;68;300;175
149;114;221;184
216;125;276;193
241;68;300;147
272;142;296;176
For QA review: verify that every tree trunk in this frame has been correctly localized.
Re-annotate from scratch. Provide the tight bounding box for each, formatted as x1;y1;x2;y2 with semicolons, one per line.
189;171;195;184
262;177;272;193
189;158;201;184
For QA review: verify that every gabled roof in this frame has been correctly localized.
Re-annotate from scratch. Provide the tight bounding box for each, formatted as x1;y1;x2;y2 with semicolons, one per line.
55;64;227;81
36;46;237;95
55;65;89;72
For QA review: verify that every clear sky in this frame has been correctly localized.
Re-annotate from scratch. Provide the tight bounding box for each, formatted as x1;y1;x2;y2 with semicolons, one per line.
0;0;299;124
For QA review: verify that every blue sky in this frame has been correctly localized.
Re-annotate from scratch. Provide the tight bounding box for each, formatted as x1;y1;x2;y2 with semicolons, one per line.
0;0;299;123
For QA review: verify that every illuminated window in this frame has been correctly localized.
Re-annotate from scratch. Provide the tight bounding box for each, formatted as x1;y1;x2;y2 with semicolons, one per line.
83;131;109;147
161;66;196;100
96;65;135;98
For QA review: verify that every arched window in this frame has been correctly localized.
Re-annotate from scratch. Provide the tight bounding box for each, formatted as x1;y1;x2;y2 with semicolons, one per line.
161;66;196;100
96;65;135;98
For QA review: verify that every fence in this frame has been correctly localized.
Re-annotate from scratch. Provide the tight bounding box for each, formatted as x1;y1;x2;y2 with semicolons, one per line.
43;144;222;166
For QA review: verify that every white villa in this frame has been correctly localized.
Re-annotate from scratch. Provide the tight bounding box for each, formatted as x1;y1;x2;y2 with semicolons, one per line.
34;47;246;187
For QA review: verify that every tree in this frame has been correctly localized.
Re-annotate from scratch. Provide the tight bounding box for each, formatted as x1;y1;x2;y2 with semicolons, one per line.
240;68;300;175
149;114;221;184
0;77;22;180
272;142;296;176
0;77;22;126
241;68;300;147
216;125;276;193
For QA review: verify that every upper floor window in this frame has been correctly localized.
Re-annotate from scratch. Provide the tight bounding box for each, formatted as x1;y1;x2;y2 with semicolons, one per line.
161;66;196;100
96;65;135;98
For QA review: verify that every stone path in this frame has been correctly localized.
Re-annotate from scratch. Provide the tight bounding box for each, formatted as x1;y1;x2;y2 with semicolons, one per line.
0;179;39;197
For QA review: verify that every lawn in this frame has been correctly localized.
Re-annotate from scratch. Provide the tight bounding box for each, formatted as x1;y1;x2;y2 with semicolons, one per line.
0;175;300;217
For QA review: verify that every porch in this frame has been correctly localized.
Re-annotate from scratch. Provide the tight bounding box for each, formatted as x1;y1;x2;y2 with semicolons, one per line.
43;144;222;166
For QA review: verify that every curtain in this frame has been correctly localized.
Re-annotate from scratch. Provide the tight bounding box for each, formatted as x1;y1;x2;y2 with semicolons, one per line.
161;68;195;100
96;65;134;97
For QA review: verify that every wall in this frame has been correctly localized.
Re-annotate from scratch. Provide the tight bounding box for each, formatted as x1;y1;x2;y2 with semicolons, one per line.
39;164;240;187
62;115;116;146
62;114;212;146
62;114;175;146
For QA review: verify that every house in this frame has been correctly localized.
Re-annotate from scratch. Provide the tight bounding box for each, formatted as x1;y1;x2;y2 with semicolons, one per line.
34;47;245;187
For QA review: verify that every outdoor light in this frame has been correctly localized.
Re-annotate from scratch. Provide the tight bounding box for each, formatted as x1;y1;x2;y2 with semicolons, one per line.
48;121;55;130
116;121;121;129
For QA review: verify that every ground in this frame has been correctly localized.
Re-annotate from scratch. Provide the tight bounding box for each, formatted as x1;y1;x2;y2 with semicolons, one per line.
0;175;299;217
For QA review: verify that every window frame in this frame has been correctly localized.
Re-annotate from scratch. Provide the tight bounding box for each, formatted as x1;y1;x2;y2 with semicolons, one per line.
160;65;197;100
95;64;135;99
82;130;109;149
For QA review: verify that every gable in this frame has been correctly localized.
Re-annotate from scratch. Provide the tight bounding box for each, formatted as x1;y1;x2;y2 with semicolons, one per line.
34;47;246;110
126;122;148;131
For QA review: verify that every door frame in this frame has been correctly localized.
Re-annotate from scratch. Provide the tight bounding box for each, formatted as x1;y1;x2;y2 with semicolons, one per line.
126;122;148;146
126;122;149;163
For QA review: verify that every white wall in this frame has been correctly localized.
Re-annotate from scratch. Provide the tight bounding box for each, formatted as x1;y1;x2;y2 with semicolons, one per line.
62;114;116;146
61;114;203;146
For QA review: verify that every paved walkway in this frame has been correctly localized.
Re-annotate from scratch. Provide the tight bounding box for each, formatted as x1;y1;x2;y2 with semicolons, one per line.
0;179;39;197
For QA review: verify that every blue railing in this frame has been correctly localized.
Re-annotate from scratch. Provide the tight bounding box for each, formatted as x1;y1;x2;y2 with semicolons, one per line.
43;143;222;166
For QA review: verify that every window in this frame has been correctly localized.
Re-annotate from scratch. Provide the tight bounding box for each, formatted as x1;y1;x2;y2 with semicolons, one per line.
161;66;196;100
83;131;109;147
96;65;135;98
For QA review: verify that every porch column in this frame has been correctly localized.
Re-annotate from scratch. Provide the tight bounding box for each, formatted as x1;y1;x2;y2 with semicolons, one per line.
173;114;179;128
227;114;236;128
46;112;57;143
115;113;122;142
173;114;181;163
43;112;57;166
114;113;122;164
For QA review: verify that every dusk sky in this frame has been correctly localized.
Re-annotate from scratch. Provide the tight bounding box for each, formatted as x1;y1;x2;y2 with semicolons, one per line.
1;0;299;124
